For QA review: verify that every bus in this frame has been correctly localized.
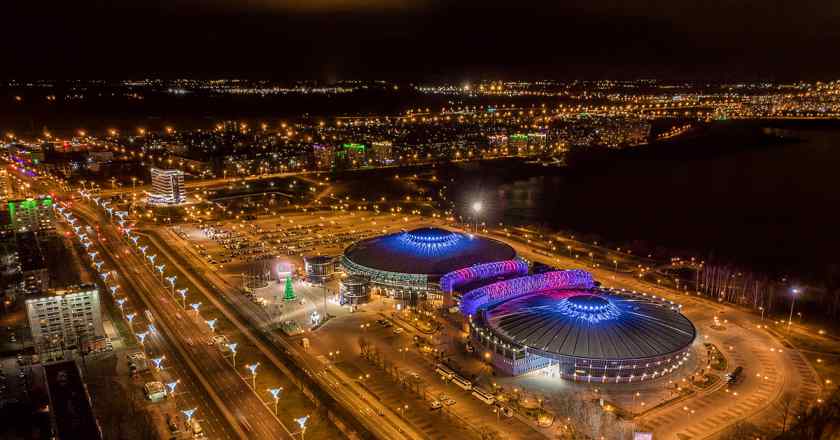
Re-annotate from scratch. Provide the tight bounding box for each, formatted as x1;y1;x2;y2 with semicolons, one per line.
144;309;155;323
435;364;455;380
451;375;472;391
471;387;495;405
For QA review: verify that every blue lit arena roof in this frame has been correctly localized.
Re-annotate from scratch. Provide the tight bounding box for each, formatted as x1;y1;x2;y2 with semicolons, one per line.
483;289;695;360
343;227;516;277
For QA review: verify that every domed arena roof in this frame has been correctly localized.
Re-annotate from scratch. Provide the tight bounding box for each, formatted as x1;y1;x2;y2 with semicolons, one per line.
484;289;695;360
343;227;516;277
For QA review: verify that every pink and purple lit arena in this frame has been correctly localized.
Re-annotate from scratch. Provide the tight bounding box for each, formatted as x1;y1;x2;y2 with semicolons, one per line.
460;270;696;382
342;227;517;299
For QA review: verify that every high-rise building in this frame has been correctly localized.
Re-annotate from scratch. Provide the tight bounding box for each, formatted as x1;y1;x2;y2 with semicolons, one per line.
370;141;393;165
148;168;185;205
26;284;105;361
17;231;49;295
312;144;335;170
6;196;55;233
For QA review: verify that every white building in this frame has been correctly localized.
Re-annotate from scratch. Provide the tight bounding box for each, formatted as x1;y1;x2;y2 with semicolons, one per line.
25;285;105;361
148;167;185;205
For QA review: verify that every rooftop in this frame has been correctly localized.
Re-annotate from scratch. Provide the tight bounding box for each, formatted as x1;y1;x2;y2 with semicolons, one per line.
343;227;516;277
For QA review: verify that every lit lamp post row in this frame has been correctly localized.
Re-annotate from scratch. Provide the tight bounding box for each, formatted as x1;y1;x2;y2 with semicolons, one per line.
81;182;204;432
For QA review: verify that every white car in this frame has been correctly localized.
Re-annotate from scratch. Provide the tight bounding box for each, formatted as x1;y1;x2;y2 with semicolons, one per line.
430;400;442;410
393;327;404;334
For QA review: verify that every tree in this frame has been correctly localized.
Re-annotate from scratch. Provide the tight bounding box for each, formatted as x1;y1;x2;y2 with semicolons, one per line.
283;277;296;301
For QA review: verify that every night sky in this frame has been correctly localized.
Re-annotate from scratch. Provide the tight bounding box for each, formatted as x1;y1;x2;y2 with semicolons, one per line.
4;0;840;80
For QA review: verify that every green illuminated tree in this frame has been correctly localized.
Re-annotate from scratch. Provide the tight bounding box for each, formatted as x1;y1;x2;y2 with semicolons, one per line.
283;277;296;301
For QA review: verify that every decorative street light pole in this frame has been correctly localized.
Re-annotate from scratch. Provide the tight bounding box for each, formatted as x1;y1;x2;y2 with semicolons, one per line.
116;298;126;316
166;380;179;396
152;355;166;370
788;288;800;332
126;313;136;332
190;302;202;318
155;264;166;281
177;288;188;309
166;276;177;296
206;319;217;334
182;408;197;428
136;331;149;349
471;201;482;233
295;415;310;440
268;388;283;415
245;363;260;389
227;343;238;367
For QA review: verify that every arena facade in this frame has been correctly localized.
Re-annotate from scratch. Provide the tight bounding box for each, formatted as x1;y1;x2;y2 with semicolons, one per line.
341;227;517;299
461;270;696;382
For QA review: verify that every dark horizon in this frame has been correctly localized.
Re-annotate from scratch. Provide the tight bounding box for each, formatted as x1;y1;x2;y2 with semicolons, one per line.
5;0;840;81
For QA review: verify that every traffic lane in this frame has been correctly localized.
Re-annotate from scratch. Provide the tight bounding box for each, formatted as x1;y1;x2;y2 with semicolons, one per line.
313;313;541;439
81;206;286;440
149;227;427;439
72;215;234;440
116;242;289;440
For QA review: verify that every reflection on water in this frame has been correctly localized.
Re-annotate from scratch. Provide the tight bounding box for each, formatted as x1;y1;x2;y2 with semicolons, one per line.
448;123;840;276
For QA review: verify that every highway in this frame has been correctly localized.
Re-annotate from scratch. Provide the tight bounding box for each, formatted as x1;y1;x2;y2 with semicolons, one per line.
145;227;429;440
70;200;293;440
55;203;236;439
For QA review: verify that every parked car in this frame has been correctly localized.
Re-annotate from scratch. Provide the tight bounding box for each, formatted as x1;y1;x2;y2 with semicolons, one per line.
430;400;442;410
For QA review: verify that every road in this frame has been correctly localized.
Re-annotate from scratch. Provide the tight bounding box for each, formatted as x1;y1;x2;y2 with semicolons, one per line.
147;226;429;440
481;226;824;439
71;200;292;440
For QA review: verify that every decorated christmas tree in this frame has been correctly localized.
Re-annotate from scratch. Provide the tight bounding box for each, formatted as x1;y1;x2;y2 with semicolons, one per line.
283;277;296;301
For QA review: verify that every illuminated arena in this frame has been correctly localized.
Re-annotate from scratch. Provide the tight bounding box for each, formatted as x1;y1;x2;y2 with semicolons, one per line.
341;227;516;299
463;271;696;382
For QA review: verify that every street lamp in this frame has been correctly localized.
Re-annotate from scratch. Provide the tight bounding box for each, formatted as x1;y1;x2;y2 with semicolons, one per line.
100;272;111;282
155;264;166;280
94;261;104;271
190;302;202;318
126;312;136;331
227;343;238;367
147;254;156;266
788;288;800;332
206;319;217;334
88;251;98;260
136;331;149;348
295;415;310;440
166;380;179;396
152;355;165;370
139;246;148;256
267;388;283;415
182;408;197;427
471;201;482;233
165;276;177;295
116;298;126;315
109;285;119;297
759;306;765;321
147;323;157;335
245;363;260;389
177;288;188;309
